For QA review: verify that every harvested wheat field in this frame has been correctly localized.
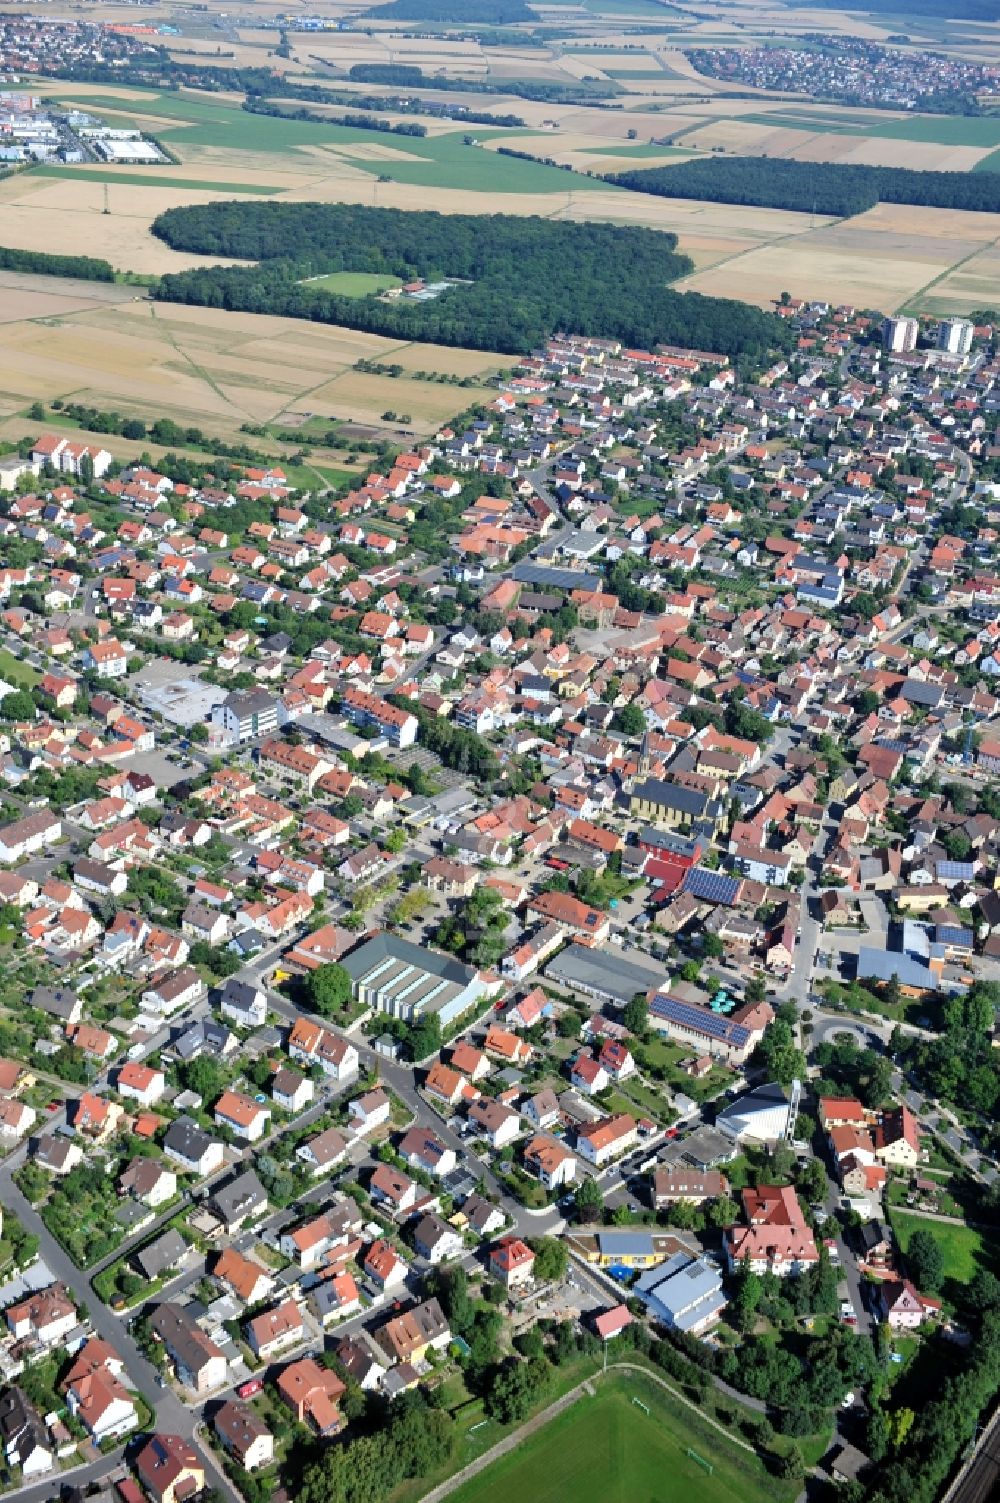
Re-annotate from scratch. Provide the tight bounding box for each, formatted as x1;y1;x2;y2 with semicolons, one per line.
911;244;1000;314
0;279;507;436
677;211;998;312
0;177;261;273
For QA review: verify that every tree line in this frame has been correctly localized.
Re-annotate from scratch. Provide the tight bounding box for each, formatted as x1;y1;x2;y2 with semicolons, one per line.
607;156;1000;218
243;97;428;137
150;200;790;359
348;61;624;102
252;74;527;126
0;245;114;281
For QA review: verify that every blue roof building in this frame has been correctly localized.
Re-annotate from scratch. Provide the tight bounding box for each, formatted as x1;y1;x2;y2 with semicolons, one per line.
634;1253;727;1333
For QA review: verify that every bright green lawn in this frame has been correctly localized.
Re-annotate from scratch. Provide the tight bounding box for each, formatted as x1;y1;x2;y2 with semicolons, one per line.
889;1210;988;1285
302;271;401;296
448;1373;789;1503
0;649;40;689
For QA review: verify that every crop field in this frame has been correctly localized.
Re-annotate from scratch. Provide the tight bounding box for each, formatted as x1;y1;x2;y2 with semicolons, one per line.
738;110;1000;150
676;200;1000;313
448;1372;793;1503
0;16;986;319
0;273;508;438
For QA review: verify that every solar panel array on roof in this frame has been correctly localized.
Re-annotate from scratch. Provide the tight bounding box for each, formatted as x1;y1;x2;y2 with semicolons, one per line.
936;861;975;880
935;925;974;947
649;993;751;1047
511;562;603;592
684;867;741;904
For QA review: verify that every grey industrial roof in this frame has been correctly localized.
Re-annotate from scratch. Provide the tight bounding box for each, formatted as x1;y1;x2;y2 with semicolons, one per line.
341;931;476;987
634;1252;726;1329
511;561;603;592
856;948;935;990
544;942;666;1007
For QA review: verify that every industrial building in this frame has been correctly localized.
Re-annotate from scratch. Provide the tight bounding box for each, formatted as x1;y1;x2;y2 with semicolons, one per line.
341;932;491;1028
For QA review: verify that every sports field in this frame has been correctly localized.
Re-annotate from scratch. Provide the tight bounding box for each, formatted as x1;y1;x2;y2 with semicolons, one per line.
302;271;402;297
448;1373;788;1503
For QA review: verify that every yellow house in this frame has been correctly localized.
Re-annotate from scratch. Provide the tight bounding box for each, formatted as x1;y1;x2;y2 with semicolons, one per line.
895;885;950;914
596;1231;659;1269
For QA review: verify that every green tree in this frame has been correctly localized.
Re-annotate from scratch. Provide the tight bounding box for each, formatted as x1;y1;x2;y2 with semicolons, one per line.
887;1406;916;1449
180;1055;227;1102
706;1195;739;1229
484;1357;550;1425
408;1013;441;1060
573;1177;604;1222
529;1237;568;1283
776;1445;804;1480
614;703;646;737
906;1228;945;1293
308;962;353;1017
732;1259;762;1333
0;689;36;722
622;994;649;1037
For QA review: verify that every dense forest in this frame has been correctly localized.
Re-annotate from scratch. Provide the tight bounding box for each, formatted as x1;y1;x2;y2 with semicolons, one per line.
607;157;1000;217
360;0;534;19
150;200;790;359
0;246;115;281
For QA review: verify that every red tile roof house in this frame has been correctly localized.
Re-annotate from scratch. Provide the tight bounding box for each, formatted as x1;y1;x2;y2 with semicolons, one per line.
61;1339;138;1443
878;1278;941;1329
523;1134;577;1189
213;1399;274;1473
489;1236;536;1291
370;1163;421;1214
213;1090;270;1143
246;1300;305;1360
5;1284;77;1347
594;1305;633;1341
724;1185;819;1277
114;1061;165;1107
364;1237;409;1292
135;1434;205;1503
570;1051;609;1096
276;1357;345;1436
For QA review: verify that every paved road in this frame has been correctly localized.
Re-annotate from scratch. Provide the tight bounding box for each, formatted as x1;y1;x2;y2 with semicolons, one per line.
0;1153;242;1503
